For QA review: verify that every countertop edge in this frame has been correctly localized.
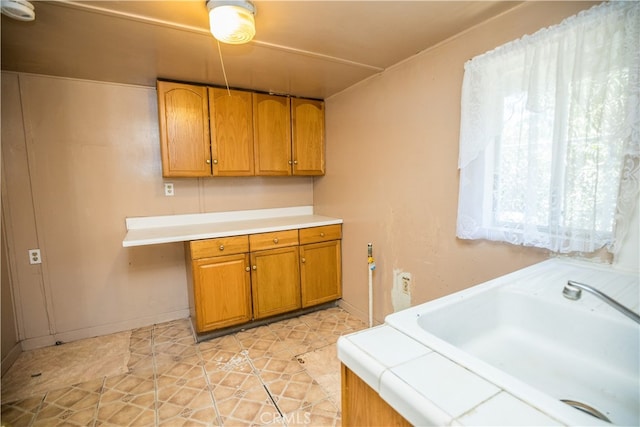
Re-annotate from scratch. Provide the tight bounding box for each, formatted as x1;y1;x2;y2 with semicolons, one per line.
122;215;343;247
337;329;456;426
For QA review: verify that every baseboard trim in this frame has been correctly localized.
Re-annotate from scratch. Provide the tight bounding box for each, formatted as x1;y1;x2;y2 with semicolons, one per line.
19;308;191;351
337;299;375;325
193;301;339;343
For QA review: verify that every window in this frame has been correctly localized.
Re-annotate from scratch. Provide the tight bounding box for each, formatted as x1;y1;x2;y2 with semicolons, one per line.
456;1;639;254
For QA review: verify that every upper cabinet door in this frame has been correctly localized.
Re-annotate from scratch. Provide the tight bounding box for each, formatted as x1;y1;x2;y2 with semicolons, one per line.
291;98;325;176
253;93;292;176
209;88;254;176
157;81;212;177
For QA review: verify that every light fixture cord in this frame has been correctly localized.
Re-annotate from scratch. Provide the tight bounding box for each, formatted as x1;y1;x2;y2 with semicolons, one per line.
216;40;232;96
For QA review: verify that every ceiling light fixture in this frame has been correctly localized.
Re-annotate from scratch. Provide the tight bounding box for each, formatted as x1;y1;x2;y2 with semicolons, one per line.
1;0;35;21
206;0;256;45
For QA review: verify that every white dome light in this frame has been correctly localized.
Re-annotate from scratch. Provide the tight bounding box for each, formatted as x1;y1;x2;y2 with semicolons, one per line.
1;0;35;21
207;1;255;45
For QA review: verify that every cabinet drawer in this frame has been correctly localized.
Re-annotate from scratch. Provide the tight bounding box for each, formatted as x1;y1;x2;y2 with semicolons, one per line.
299;224;342;244
249;229;299;251
189;235;249;259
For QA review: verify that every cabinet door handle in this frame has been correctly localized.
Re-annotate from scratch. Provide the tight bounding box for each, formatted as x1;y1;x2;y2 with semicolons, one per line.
219;245;224;251
206;159;211;164
293;160;298;165
213;159;218;164
252;265;257;270
245;266;250;272
301;258;306;263
273;238;279;244
288;160;293;165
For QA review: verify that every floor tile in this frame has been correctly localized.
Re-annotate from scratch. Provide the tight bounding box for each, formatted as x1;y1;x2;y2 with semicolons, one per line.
296;345;341;407
1;395;44;427
266;370;330;414
1;307;366;427
286;398;341;427
95;399;156;426
251;350;305;384
31;378;103;426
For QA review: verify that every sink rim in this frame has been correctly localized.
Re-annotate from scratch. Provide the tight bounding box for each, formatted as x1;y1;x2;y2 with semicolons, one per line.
385;258;639;427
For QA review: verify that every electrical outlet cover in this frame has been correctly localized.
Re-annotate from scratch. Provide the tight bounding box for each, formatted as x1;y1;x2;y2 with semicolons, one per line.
28;249;41;264
392;269;411;312
401;273;412;294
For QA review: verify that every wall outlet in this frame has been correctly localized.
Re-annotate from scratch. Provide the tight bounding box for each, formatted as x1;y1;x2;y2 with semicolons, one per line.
400;272;412;295
392;269;412;312
29;249;41;264
164;183;174;196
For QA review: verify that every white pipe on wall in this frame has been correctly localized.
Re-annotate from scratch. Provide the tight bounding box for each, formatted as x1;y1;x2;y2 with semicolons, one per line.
367;243;375;328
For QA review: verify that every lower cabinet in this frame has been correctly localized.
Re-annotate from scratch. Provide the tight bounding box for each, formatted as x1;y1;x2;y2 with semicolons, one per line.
192;254;252;332
186;236;252;334
300;240;341;307
186;224;342;335
341;364;411;427
251;246;301;319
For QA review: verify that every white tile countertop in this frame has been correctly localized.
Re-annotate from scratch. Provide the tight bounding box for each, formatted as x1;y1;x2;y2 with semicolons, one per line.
122;206;342;247
337;326;563;426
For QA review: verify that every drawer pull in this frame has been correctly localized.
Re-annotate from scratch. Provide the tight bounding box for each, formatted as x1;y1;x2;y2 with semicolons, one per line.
219;245;224;251
320;232;325;237
273;238;279;244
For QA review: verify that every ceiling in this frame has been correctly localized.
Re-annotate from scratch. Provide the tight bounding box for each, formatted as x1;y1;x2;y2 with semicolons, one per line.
1;0;523;99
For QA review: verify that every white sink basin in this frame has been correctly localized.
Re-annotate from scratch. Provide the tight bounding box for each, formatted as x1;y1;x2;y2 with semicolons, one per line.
386;258;639;426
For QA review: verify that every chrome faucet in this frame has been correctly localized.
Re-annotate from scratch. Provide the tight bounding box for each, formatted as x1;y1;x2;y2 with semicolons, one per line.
563;280;640;324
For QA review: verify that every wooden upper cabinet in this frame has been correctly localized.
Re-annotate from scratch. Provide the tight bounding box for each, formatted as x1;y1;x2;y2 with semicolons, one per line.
157;80;325;178
253;93;292;176
209;88;254;176
292;98;325;175
157;81;212;177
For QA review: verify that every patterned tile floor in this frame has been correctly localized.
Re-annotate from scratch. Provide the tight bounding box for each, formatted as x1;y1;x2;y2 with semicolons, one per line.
1;307;367;426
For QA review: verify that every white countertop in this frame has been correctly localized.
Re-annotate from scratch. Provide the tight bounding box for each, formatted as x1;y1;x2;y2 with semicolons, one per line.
122;206;342;247
338;326;564;426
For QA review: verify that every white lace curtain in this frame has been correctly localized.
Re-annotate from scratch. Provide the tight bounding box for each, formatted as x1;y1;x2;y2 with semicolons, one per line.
456;1;639;254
